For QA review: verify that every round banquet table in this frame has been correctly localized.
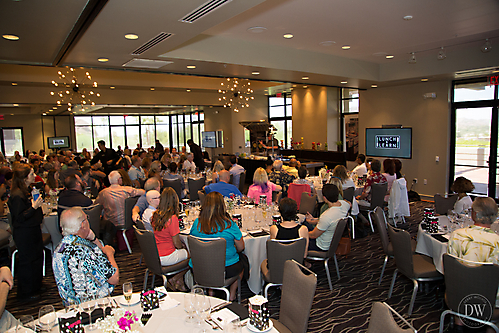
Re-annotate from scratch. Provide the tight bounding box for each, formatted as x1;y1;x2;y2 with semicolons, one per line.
28;291;280;333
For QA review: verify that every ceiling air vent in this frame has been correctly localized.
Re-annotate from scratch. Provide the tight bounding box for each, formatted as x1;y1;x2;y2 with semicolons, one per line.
131;32;173;55
180;0;233;23
122;59;174;69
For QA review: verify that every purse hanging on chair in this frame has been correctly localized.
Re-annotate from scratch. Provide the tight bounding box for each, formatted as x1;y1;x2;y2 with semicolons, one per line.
335;224;351;256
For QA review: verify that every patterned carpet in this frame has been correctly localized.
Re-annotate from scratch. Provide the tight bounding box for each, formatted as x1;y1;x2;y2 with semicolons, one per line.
1;201;489;332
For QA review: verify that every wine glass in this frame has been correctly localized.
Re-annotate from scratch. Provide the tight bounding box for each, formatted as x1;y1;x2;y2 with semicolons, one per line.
192;291;211;332
184;292;196;324
38;305;57;332
81;294;97;331
98;295;110;320
123;282;133;306
16;315;35;333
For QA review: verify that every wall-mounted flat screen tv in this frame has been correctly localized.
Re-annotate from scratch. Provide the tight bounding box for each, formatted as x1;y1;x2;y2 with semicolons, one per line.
201;131;217;148
365;128;412;159
47;136;70;150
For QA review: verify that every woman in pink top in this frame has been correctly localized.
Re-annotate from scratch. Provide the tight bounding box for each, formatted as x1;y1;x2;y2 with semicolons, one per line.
151;187;189;291
247;167;282;205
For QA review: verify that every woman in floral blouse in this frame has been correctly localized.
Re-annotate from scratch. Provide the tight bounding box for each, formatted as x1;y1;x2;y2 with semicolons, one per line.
356;159;386;207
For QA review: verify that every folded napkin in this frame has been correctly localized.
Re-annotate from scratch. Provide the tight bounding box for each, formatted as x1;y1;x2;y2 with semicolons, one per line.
159;295;180;311
210;308;239;328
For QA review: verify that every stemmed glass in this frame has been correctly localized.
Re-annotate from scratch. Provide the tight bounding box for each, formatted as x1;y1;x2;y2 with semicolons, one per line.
81;294;97;331
192;290;211;332
123;282;133;306
98;295;110;320
17;315;35;333
184;292;196;324
38;305;57;332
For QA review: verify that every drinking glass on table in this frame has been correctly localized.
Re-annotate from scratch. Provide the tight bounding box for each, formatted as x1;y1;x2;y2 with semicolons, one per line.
192;291;211;332
38;305;57;332
98;294;110;319
16;315;35;333
225;318;242;333
184;289;199;324
123;282;133;305
81;294;97;330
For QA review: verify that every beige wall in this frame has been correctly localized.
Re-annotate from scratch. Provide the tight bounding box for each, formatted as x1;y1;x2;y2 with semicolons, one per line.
359;80;452;199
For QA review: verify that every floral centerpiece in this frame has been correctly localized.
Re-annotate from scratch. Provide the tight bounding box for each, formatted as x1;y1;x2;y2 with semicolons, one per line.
224;194;239;213
96;308;141;333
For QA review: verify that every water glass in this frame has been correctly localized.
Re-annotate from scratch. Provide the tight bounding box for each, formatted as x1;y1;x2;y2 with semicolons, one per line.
16;315;35;333
184;293;196;323
81;295;97;330
39;305;57;332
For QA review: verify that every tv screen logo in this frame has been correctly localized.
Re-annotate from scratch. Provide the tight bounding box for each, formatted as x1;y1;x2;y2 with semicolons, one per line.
375;135;400;149
53;139;65;146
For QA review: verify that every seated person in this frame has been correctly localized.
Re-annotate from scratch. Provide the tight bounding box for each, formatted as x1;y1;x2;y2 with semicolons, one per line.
152;188;189;291
282;158;299;178
58;174;93;217
270;198;309;257
211;160;225;183
204;170;242;198
183;154;196;173
332;165;355;189
128;156;145;188
450;176;475;213
189;192;244;301
269;160;296;196
0;266;16;332
306;184;351;252
293;166;315;193
132;178;161;222
59;160;82;183
356;159;387;207
247;167;282;205
351;153;368;178
142;190;161;231
229;156;245;188
163;162;186;198
53;207;119;304
81;166;100;198
382;159;396;202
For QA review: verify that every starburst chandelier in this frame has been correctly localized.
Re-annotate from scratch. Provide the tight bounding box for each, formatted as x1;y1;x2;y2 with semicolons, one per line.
218;78;254;112
50;67;100;111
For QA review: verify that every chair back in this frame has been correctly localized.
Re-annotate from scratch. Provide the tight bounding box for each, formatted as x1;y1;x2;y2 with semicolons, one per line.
135;218;146;230
238;171;246;194
163;179;182;200
288;183;311;209
188;236;227;287
133;226;163;276
299;192;317;215
387;224;414;278
325;217;348;258
388;178;410;218
279;260;317;333
82;204;102;237
188;177;205;201
372;207;390;254
370;182;388;210
434;194;459;215
266;238;306;284
367;302;415;333
343;187;354;203
198;191;206;205
442;253;499;313
229;174;234;185
124;196;140;230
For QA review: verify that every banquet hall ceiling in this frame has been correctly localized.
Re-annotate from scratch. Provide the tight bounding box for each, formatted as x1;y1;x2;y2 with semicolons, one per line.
0;0;498;114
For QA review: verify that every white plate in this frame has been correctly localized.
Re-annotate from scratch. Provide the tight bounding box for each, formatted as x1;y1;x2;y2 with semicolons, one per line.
118;293;140;306
247;320;273;332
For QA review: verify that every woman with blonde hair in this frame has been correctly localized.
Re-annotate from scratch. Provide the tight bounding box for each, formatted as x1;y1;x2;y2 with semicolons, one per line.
247;167;281;205
152;187;189;290
148;161;164;188
450;176;475;213
211;160;225;183
332;165;355;189
189;191;244;301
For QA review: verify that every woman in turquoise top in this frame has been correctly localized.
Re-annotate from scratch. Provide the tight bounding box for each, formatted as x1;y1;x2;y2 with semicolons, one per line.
189;191;245;301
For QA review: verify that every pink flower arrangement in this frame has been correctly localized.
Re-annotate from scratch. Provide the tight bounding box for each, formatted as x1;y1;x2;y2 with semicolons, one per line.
117;311;138;331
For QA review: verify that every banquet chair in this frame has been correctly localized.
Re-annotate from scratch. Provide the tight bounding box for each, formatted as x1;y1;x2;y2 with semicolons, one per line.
371;207;416;285
198;190;206;205
433;194;458;215
438;254;499;333
387;224;443;316
188;177;205;201
188;235;241;303
121;196;140;254
343;187;355;203
163;179;182;201
260;238;306;299
299;192;317;215
306;217;349;290
387;178;410;226
82;204;102;239
288;183;311;210
359;182;387;233
271;260;317;333
133;226;189;291
0;229;10;255
238;171;246;194
367;302;417;333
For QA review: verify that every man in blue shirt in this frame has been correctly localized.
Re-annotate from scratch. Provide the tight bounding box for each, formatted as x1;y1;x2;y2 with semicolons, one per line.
204;170;242;197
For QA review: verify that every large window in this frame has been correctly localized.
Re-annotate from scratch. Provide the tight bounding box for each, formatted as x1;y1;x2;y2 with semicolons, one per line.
0;128;24;157
341;88;360;159
75;113;204;151
268;94;292;148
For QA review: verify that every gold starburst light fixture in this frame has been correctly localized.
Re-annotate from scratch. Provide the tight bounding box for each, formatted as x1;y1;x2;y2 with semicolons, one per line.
50;67;100;111
218;78;254;112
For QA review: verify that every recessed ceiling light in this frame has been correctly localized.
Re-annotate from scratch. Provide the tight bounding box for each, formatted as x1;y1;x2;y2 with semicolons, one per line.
385;55;394;59
283;34;294;39
11;82;17;86
2;34;19;41
13;104;19;106
10;114;13;116
186;89;191;92
110;86;115;89
320;41;336;46
187;65;196;69
124;34;139;40
341;81;347;84
98;58;109;62
302;76;309;80
403;15;413;20
421;78;428;82
42;113;47;116
150;87;155;91
251;71;260;75
342;45;351;50
303;86;308;89
247;26;267;34
371;84;378;88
